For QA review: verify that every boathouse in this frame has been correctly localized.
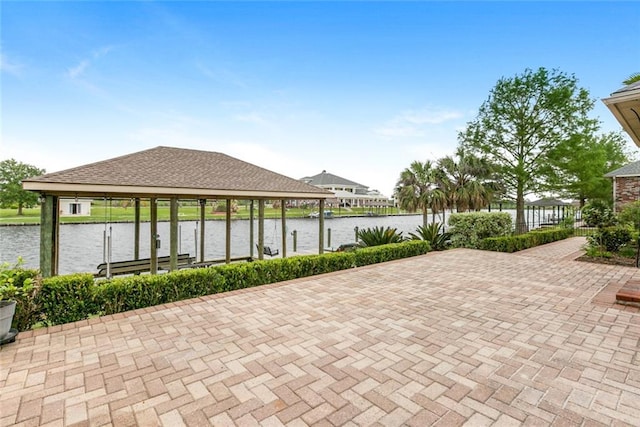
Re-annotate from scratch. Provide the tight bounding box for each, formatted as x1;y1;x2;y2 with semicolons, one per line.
22;146;334;277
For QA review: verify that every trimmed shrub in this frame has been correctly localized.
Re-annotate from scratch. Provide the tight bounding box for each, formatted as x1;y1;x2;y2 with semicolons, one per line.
587;226;632;252
97;267;227;315
448;212;512;248
12;240;431;328
478;227;574;253
38;273;99;326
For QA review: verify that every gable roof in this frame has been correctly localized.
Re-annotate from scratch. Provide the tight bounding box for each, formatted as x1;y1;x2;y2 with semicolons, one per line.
23;146;333;199
300;170;368;189
602;81;640;147
604;160;640;178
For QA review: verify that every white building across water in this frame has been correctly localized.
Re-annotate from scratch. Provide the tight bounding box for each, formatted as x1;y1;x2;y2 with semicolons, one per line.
59;198;92;216
300;170;390;209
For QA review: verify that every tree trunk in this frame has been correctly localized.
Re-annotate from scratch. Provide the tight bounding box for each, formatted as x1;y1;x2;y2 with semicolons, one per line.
422;210;428;228
17;203;23;216
515;183;527;234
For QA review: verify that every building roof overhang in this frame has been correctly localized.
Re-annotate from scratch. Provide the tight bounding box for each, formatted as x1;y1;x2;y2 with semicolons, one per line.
21;181;333;200
22;146;334;200
602;82;640;147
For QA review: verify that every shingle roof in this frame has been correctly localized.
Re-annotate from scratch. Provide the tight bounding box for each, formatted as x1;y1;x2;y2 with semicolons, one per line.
611;80;640;95
527;198;570;207
604;160;640;178
23;146;333;198
300;170;367;189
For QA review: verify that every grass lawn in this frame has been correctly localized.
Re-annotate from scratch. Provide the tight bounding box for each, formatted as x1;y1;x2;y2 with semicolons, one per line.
1;203;395;225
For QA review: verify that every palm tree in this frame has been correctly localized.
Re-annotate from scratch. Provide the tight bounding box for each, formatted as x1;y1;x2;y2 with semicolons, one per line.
428;187;449;224
437;148;494;212
395;160;438;227
623;73;640;85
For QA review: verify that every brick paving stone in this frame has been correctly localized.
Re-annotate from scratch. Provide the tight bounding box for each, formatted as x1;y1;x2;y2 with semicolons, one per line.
2;237;640;425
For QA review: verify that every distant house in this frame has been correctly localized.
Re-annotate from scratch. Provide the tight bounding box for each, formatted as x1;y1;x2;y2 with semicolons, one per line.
604;160;640;212
59;198;92;216
300;170;390;209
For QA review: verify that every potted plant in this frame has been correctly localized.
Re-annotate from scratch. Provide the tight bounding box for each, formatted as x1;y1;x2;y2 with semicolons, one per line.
1;258;39;343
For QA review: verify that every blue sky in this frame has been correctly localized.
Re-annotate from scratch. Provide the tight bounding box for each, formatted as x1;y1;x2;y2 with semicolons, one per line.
2;1;639;197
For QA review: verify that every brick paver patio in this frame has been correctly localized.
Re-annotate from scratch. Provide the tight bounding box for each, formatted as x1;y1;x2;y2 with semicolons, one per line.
2;237;640;426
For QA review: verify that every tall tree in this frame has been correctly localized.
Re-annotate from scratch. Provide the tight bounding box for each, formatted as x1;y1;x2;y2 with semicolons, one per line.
459;67;598;232
0;159;45;215
542;131;633;207
394;160;438;227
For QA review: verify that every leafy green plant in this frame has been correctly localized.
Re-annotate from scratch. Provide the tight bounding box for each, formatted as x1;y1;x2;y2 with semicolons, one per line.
409;222;450;250
0;257;42;331
357;226;405;247
582;200;616;228
617;201;640;231
618;246;637;259
585;246;612;258
448;212;512;248
587;226;632;252
558;215;575;229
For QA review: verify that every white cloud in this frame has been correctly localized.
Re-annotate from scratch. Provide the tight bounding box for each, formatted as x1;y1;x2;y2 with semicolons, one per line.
222;143;298;171
374;107;464;138
0;52;24;76
233;112;271;127
196;61;249;88
0;136;96;174
67;59;90;79
66;45;114;80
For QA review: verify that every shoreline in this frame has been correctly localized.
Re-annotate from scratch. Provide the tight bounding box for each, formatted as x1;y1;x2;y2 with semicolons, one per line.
0;213;418;227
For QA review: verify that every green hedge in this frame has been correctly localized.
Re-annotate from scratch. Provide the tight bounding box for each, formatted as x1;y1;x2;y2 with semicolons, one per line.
38;273;100;326
448;212;512;248
478;227;574;253
26;240;430;329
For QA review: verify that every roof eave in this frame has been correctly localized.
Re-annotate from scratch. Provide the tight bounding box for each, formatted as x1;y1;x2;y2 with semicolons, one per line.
605;173;640;178
602;89;640;147
23;182;334;200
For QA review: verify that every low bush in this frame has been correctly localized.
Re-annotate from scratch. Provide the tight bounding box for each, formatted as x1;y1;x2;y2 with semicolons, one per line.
617;201;640;231
478;227;574;253
0;258;41;331
448;212;512;248
357;226;405;246
11;240;431;329
97;268;227;315
587;226;632;252
409;223;450;251
582;200;616;228
38;273;98;326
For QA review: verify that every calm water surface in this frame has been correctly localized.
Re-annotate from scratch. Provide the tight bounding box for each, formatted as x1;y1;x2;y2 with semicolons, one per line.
0;209;538;275
1;215;435;275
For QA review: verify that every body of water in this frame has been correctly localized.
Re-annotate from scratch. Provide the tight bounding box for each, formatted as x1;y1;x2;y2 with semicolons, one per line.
1;215;431;275
0;208;556;275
